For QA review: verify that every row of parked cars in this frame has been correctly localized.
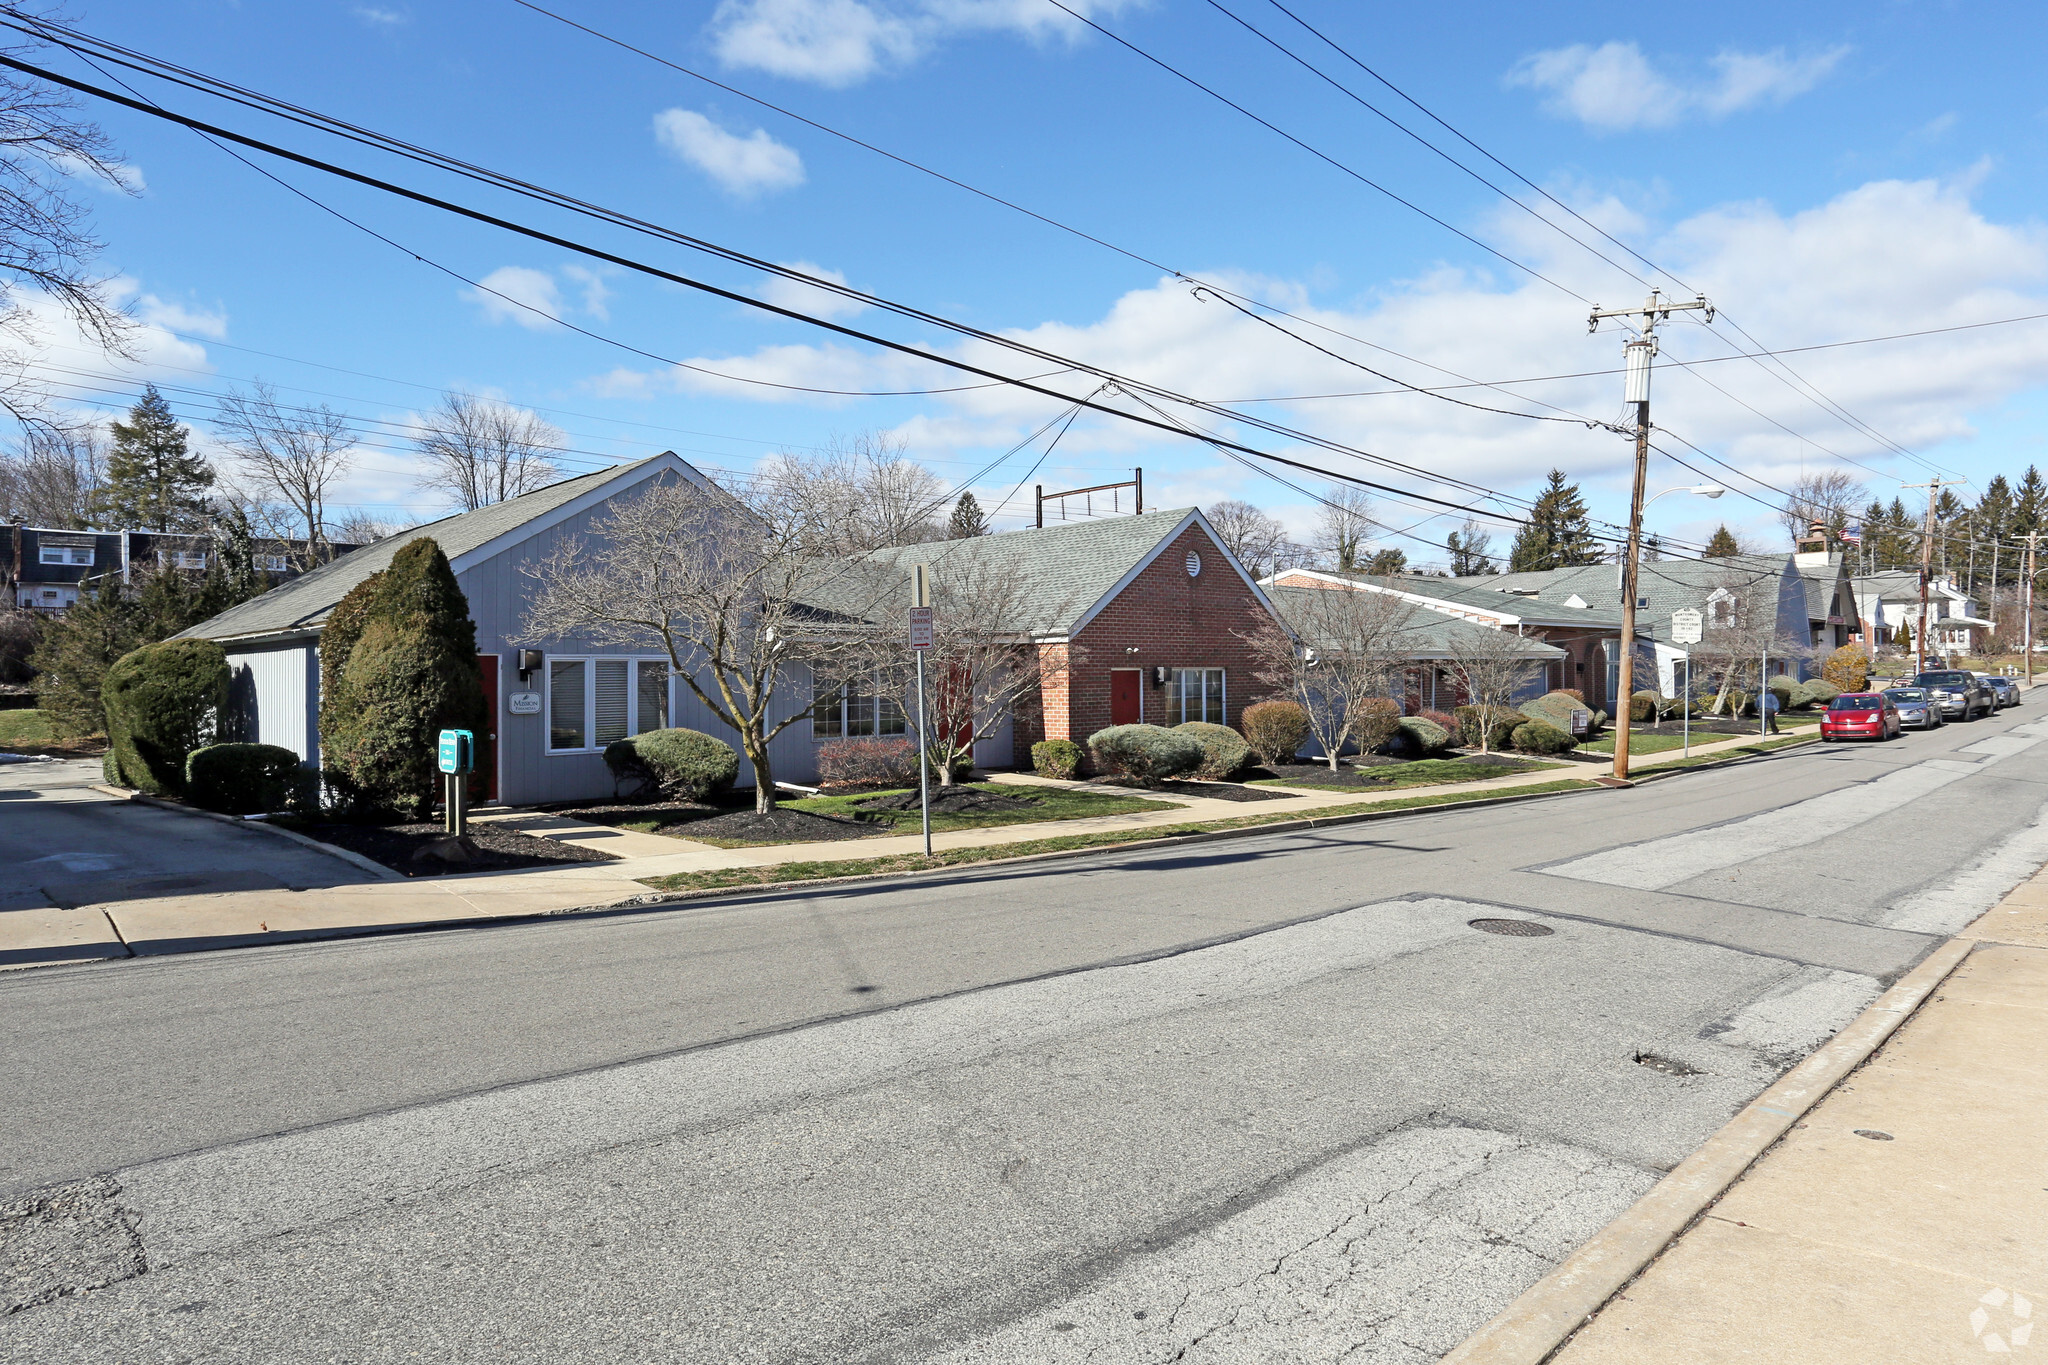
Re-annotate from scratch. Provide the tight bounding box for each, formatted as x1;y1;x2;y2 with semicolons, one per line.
1819;669;2022;742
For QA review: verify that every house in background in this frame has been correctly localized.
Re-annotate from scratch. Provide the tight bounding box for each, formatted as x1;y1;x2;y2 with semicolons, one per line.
1262;567;1639;713
1851;571;1994;657
4;523;354;612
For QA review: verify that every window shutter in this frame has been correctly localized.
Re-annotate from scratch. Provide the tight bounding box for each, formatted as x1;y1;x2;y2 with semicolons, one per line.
594;660;630;745
550;660;586;750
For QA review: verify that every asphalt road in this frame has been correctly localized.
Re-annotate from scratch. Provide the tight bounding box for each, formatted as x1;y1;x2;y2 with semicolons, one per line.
5;706;2047;1362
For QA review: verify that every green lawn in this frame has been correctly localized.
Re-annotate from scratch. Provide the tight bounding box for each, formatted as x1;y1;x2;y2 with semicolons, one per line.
0;708;97;756
636;779;1600;895
780;781;1176;833
1637;733;1820;773
1248;757;1561;792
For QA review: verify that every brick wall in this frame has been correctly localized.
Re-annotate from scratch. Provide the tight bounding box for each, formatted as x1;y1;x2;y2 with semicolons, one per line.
1047;523;1277;743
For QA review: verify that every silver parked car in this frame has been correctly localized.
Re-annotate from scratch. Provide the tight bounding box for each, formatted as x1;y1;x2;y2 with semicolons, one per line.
1984;675;2020;709
1882;686;1944;730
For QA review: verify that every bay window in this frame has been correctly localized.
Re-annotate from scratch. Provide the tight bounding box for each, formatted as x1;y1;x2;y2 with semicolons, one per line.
546;657;673;752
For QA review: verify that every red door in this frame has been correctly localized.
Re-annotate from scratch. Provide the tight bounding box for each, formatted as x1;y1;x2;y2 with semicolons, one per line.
475;654;498;803
1111;668;1142;725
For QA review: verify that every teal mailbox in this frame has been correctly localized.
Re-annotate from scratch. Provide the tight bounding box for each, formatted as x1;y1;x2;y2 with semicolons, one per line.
437;729;474;775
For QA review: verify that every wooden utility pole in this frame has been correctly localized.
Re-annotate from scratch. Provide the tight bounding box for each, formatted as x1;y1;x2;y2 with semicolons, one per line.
1587;291;1714;780
1902;478;1962;674
2026;531;2041;687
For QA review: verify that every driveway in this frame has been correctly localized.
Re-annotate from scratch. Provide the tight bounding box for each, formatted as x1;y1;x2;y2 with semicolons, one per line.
0;759;369;967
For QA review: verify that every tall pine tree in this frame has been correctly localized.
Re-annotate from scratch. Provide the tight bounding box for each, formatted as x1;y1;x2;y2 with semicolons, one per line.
96;385;214;530
1703;525;1741;557
1507;470;1602;572
947;491;988;539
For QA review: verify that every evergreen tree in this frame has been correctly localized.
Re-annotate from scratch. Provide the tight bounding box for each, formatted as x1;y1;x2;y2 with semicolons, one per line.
321;539;487;819
1363;547;1408;575
96;386;214;530
1703;525;1741;558
947;490;989;539
29;573;140;735
2015;466;2046;540
1445;520;1496;575
1894;620;1912;650
1975;475;2015;594
1507;470;1602;572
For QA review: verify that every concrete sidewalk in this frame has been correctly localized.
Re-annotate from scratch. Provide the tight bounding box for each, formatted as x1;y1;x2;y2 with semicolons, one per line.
1545;862;2048;1362
0;726;1795;970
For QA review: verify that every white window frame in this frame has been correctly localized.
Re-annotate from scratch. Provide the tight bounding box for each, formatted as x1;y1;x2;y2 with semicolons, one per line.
38;545;91;566
1168;667;1226;725
543;655;675;754
810;676;909;742
157;549;206;570
258;553;290;573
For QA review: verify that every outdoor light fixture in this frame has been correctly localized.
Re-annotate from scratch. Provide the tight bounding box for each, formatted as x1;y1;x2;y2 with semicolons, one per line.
517;648;544;682
1151;665;1168;687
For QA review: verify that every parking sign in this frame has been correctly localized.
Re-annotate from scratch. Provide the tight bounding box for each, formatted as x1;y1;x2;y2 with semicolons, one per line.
908;606;933;649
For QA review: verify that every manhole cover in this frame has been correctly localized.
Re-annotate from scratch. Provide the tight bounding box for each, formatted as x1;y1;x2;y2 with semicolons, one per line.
1468;918;1555;937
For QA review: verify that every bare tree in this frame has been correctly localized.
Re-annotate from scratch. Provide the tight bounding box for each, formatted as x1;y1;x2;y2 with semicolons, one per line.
215;382;354;564
1245;586;1409;770
1441;624;1544;754
1205;499;1287;578
413;393;563;511
1694;567;1806;714
0;422;101;526
849;552;1076;786
1313;485;1374;572
1446;517;1497;576
330;508;407;546
523;473;846;812
747;431;946;554
1781;470;1867;545
0;12;139;431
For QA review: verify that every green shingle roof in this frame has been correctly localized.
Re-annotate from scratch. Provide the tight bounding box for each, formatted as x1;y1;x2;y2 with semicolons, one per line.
1453;554;1792;645
1266;585;1564;660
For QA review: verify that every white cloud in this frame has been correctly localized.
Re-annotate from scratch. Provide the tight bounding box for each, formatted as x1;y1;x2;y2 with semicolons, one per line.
136;292;228;341
1508;40;1848;132
706;0;1138;87
653;109;805;196
353;7;408;26
465;266;563;329
561;264;613;322
759;261;867;320
585;173;2048;549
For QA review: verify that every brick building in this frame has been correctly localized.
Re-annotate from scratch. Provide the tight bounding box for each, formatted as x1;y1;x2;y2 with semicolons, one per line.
830;507;1281;762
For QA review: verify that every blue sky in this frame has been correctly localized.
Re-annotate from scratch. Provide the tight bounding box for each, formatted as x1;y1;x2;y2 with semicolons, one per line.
32;0;2048;561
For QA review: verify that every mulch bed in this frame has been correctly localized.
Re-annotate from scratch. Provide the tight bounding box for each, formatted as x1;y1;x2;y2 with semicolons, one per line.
662;808;880;843
1088;777;1294;802
552;800;725;828
1248;755;1544;789
300;821;621;877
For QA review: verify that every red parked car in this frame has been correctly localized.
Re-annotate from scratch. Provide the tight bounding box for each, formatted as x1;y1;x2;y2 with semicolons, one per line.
1820;692;1901;742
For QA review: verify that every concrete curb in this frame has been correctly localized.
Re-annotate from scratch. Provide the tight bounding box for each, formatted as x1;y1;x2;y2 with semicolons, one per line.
89;784;406;883
1438;933;1976;1365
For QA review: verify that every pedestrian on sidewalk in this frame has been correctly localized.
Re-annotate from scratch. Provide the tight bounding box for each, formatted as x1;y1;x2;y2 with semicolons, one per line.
1762;687;1780;734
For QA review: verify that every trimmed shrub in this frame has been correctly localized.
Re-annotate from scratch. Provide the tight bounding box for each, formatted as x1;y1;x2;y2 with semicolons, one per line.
319;540;488;820
922;745;975;784
1630;690;1659;723
1454;704;1527;751
1087;723;1203;782
1176;721;1250;779
1240;700;1310;766
1418;707;1462;747
1805;680;1840;705
186;743;304;815
102;638;230;795
607;728;740;800
1766;675;1798;708
1520;689;1592;734
1352;697;1404;755
1513;718;1578;754
1394;715;1451;756
816;737;916;790
1031;739;1084;780
1822;644;1870;693
1557;687;1586;703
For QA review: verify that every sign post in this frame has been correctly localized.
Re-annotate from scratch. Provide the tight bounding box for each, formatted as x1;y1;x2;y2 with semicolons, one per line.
437;728;474;837
909;566;934;857
1671;609;1703;758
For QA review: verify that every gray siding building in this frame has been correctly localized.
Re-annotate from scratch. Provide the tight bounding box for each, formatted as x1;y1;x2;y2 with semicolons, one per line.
179;452;815;806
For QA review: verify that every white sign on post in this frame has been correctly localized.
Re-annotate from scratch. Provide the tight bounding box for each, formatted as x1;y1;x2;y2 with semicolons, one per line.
908;606;934;649
1671;608;1703;645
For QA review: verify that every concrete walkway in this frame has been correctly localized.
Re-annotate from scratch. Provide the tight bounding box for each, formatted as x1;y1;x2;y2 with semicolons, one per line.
0;726;1798;969
1548;860;2048;1362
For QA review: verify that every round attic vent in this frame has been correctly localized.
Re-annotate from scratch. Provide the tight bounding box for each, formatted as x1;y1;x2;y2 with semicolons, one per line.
1185;550;1202;577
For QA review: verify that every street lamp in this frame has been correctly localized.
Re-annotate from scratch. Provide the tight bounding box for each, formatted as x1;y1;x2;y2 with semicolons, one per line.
1613;483;1727;781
